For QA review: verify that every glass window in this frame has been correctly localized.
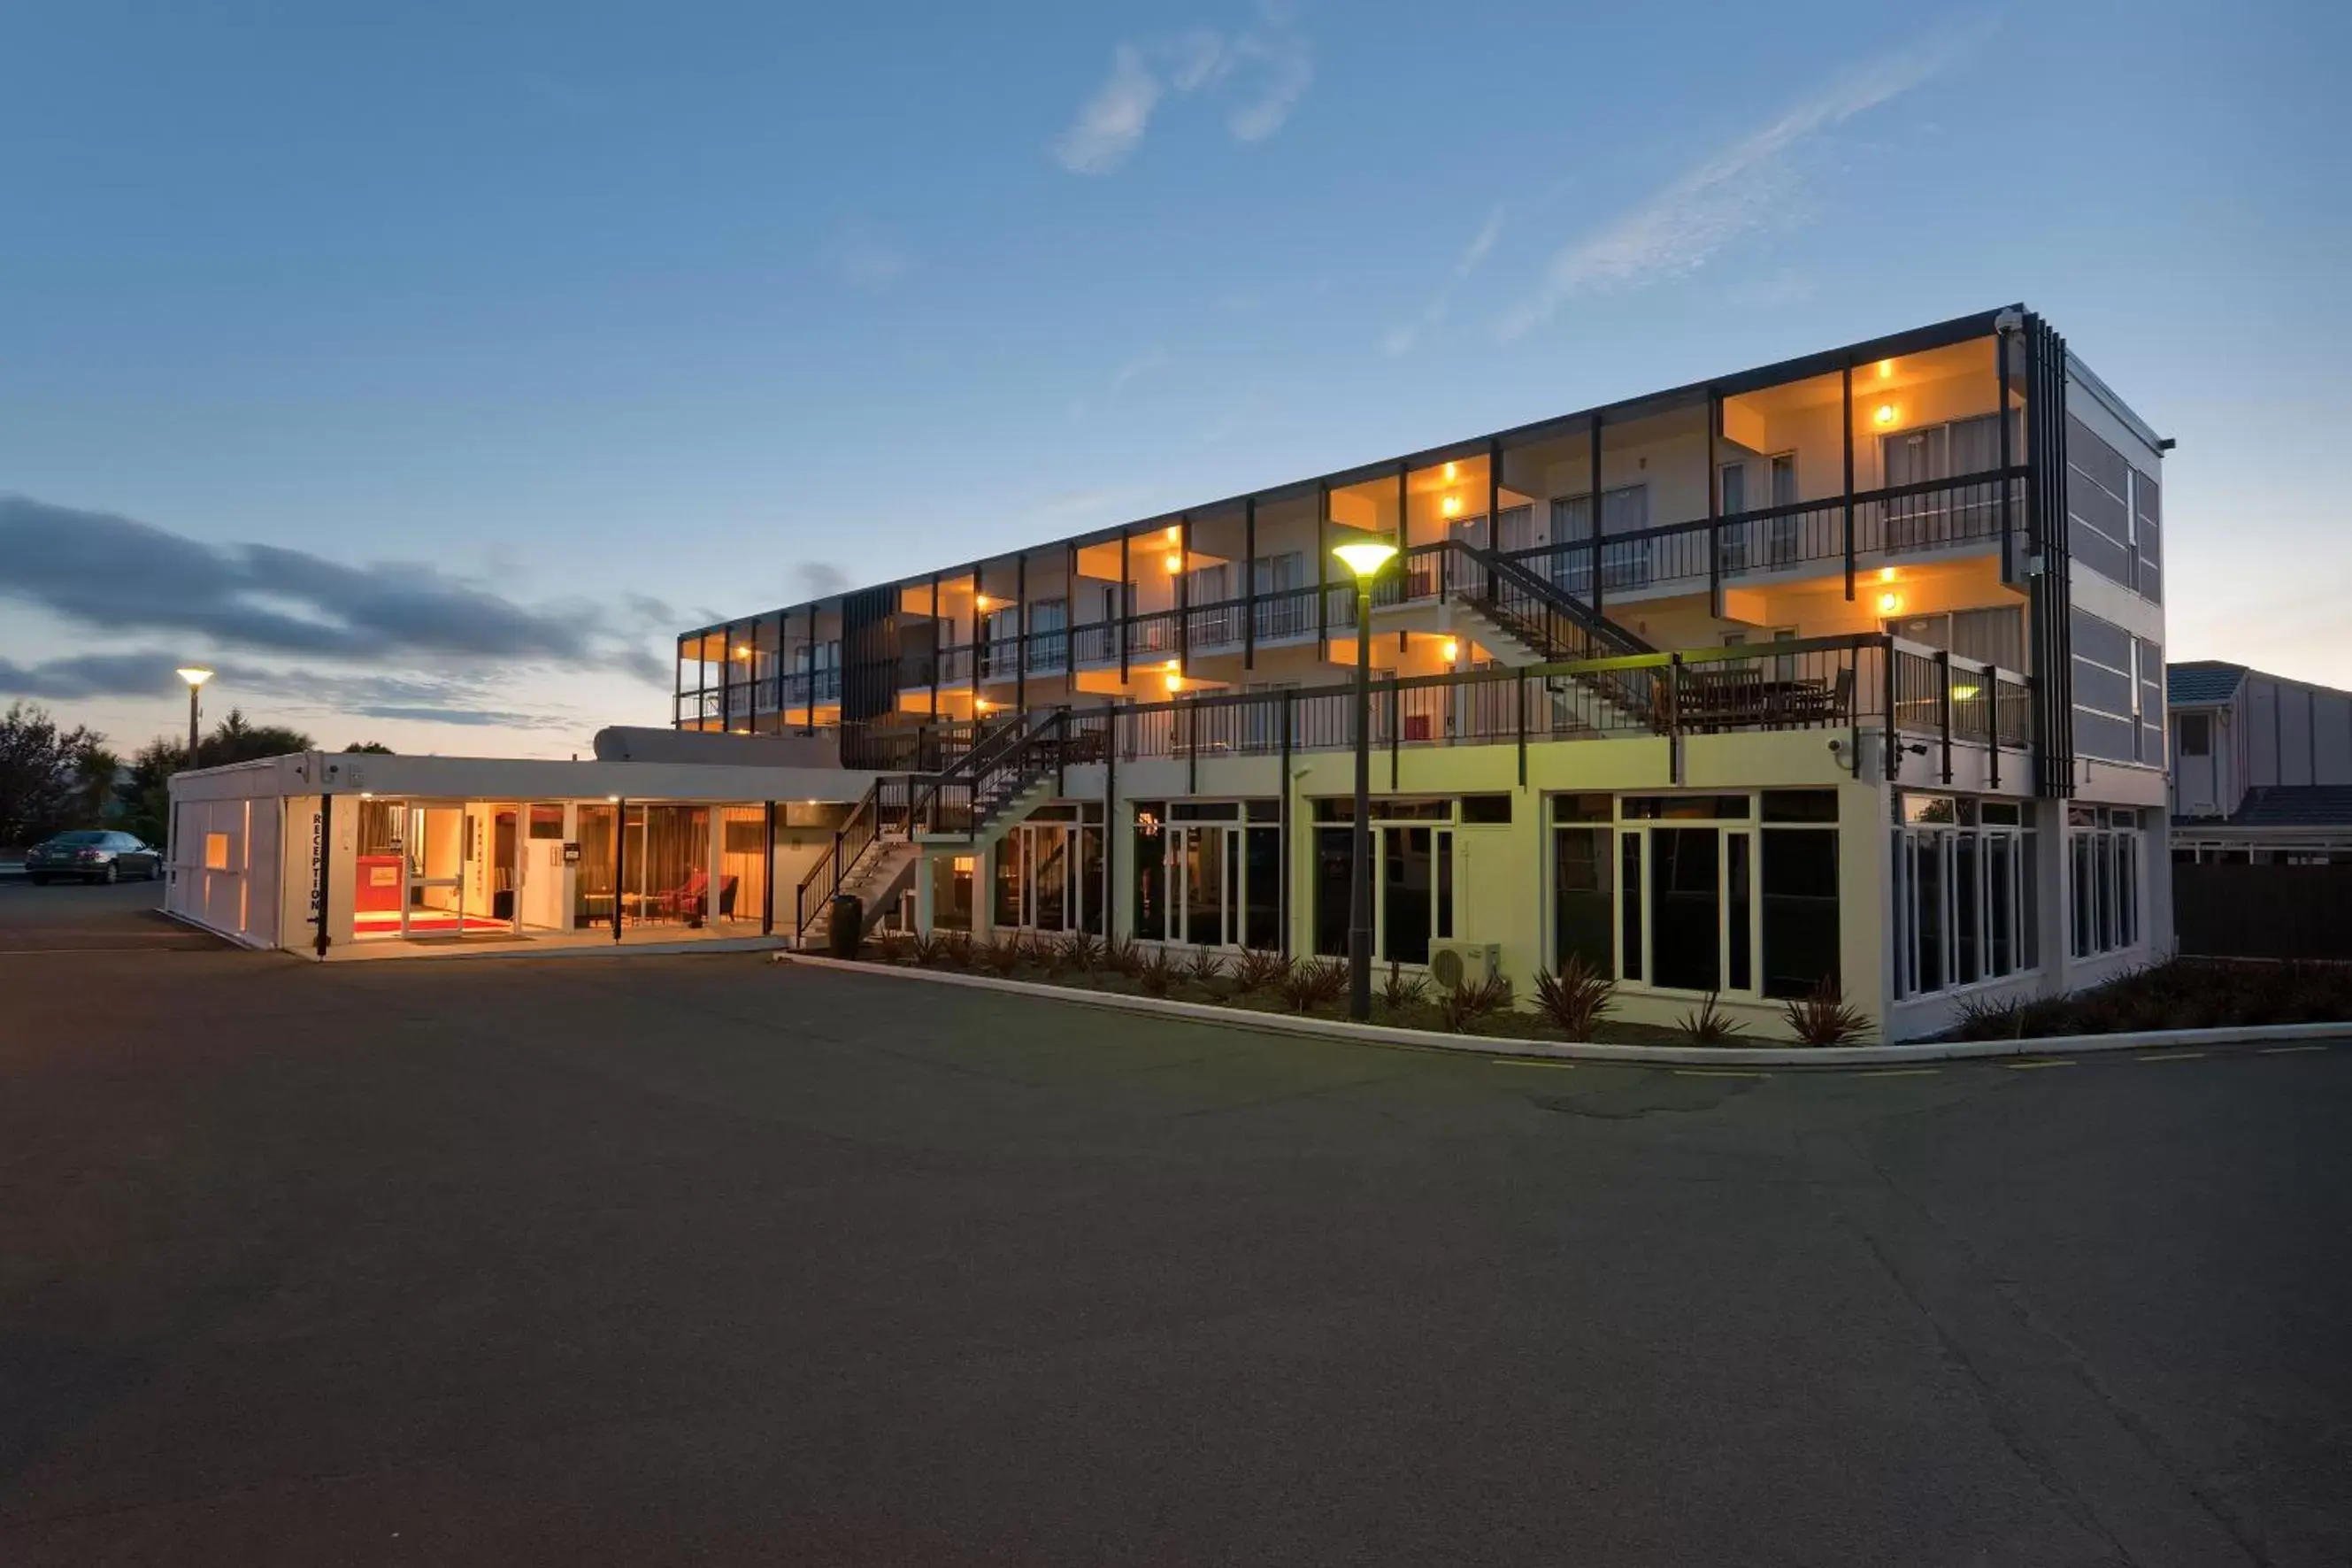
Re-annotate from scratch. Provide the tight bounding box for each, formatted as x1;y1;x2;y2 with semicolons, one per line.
1553;827;1615;977
1726;833;1752;993
1623;795;1749;820
1761;829;1838;999
1382;826;1435;965
1955;833;1980;985
1761;790;1839;823
1914;834;1945;994
994;828;1026;928
1133;804;1166;938
1171;801;1241;821
1244;826;1280;950
1620;834;1643;982
1460;794;1513;824
1554;793;1613;823
1649;827;1721;992
1313;826;1351;958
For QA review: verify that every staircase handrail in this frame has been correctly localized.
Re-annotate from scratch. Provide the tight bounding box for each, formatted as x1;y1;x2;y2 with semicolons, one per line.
796;777;883;943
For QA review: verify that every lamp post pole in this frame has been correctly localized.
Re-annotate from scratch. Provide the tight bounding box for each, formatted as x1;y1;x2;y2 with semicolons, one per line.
1328;541;1396;1024
175;667;212;764
1349;570;1374;1021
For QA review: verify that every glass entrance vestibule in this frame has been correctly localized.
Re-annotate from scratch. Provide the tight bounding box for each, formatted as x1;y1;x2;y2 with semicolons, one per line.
1135;799;1281;951
351;796;769;943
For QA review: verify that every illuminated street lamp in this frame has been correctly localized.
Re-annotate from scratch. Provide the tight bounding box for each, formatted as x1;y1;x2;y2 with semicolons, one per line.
1330;538;1399;1021
175;666;213;760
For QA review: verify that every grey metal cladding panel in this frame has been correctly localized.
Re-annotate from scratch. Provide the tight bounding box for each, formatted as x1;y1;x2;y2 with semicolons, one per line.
2318;694;2352;784
2248;680;2280;788
2280;688;2316;787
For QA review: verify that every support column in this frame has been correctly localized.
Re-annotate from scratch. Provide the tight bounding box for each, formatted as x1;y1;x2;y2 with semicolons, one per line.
1588;413;1605;615
1176;515;1191;676
1118;530;1131;686
1015;551;1028;717
1842;363;1857;603
1242;496;1257;671
1706;390;1723;619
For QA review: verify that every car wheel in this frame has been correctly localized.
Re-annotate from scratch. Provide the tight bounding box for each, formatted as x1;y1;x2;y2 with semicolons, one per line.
102;862;119;885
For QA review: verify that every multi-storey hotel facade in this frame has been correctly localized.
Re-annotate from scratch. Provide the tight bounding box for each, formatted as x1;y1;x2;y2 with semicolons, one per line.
665;306;2172;1041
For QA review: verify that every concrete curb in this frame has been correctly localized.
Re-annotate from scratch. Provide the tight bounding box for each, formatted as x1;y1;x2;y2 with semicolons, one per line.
780;954;2351;1068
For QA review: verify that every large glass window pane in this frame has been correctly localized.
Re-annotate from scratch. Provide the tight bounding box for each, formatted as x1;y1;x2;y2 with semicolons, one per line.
1382;826;1433;965
1650;827;1720;992
1183;827;1224;946
1987;834;2014;976
1955;833;1980;985
1727;833;1752;992
1621;834;1643;981
1244;826;1280;950
1435;830;1454;942
1079;826;1104;936
573;803;615;931
1034;826;1068;933
1313;826;1351;957
625;804;709;928
1552;827;1614;975
2022;830;2041;969
1134;805;1166;940
1761;829;1839;999
718;806;767;930
995;827;1026;928
1914;834;1944;993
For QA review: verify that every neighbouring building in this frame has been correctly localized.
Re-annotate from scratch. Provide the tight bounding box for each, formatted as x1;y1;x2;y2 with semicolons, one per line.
2167;661;2352;959
645;304;2173;1041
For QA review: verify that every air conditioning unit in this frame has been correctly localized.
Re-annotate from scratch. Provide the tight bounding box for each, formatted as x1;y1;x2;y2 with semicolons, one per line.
1428;940;1503;990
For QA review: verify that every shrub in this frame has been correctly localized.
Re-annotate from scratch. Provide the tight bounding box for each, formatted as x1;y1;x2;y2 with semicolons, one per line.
872;930;913;965
1103;934;1146;978
1138;946;1180;997
1953;994;2025;1041
1674;992;1746;1045
1531;954;1615;1039
939;929;974;970
1185;946;1226;995
1441;973;1512;1033
907;930;945;967
1230;948;1291;995
1780;979;1872;1046
979;934;1024;977
1280;957;1348;1014
1379;962;1430;1014
1058;930;1102;976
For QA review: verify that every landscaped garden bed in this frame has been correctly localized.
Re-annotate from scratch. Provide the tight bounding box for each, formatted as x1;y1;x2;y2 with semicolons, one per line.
847;930;1873;1048
1948;957;2352;1039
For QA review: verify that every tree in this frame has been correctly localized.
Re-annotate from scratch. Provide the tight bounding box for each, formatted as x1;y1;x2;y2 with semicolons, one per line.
198;709;312;767
342;742;395;754
0;702;109;847
112;711;319;846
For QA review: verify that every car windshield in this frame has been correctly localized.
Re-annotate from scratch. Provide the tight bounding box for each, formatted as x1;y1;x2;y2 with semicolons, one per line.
49;831;108;844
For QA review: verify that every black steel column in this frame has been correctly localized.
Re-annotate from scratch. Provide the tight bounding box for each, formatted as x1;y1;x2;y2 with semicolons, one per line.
1176;515;1190;677
1015;552;1027;716
1997;326;2016;583
1487;437;1503;600
1278;688;1293;959
929;573;942;719
612;799;626;942
1841;364;1856;603
1588;413;1605;615
672;634;683;731
1348;573;1375;1021
1103;701;1117;938
311;792;333;958
1315;481;1330;657
1242;496;1257;670
1706;390;1723;619
761;800;776;935
970;564;984;700
1937;649;1954;784
1116;530;1130;685
802;606;817;734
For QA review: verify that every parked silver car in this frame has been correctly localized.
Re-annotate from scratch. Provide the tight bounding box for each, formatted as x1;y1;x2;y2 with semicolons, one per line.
24;830;163;885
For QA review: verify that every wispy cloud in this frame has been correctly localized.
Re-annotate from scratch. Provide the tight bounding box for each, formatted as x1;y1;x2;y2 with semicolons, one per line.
1383;204;1507;357
824;219;912;293
1049;4;1314;174
1495;22;1987;341
1108;350;1170;399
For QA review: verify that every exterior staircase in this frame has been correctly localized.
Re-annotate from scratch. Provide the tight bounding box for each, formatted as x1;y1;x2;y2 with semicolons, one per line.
1441;542;1664;734
795;834;919;951
911;706;1109;851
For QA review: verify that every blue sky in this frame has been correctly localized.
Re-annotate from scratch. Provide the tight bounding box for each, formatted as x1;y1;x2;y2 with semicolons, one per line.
2;0;2344;756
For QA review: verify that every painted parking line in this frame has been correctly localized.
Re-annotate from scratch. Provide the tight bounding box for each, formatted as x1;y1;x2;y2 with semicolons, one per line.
2258;1044;2330;1056
2136;1050;2208;1062
2002;1059;2075;1071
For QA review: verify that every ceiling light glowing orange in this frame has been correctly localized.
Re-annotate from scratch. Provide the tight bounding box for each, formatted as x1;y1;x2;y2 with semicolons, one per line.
1874;404;1897;426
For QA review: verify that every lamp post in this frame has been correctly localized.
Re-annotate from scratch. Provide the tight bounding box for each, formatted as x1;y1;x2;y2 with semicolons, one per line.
1331;539;1399;1022
175;666;213;761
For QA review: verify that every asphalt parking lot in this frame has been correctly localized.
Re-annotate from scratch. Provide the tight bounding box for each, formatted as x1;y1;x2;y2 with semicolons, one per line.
4;880;2349;1565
